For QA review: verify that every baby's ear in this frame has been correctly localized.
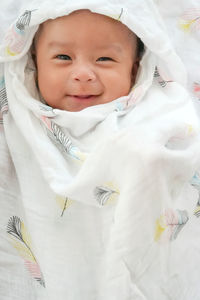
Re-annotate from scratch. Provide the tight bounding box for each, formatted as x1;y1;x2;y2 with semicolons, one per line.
131;59;140;85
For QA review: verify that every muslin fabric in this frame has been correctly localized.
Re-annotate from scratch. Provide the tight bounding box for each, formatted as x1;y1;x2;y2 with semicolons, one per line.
1;1;200;299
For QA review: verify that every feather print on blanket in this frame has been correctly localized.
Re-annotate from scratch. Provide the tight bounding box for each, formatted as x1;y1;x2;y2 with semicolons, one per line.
193;82;200;100
190;172;200;217
108;8;123;21
56;195;74;217
7;216;45;287
16;10;34;31
94;183;119;206
0;77;8;115
155;209;189;242
179;9;200;33
5;9;36;56
154;66;173;87
41;116;85;161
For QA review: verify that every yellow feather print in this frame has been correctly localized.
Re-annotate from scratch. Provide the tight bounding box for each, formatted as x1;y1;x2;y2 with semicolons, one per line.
107;8;124;21
194;205;200;217
5;46;18;56
179;9;200;33
179;19;197;32
56;195;74;216
21;221;32;248
187;124;194;134
11;238;35;262
154;216;166;242
73;149;87;162
105;182;120;205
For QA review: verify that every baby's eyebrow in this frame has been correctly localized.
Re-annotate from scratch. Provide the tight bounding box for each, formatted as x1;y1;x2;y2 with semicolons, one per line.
47;41;74;48
47;41;123;53
99;44;123;53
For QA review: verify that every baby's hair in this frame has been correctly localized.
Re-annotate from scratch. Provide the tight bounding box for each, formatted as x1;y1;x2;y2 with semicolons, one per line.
127;29;144;60
137;37;144;58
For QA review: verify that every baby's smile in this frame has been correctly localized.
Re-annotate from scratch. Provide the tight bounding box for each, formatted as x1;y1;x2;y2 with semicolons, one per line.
72;95;96;99
67;94;100;102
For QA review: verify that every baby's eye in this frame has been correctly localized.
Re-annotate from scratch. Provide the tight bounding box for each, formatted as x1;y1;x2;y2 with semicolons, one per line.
97;57;114;62
56;54;71;60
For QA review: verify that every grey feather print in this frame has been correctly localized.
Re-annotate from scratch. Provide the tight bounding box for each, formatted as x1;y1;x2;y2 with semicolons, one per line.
170;210;189;240
50;122;75;153
154;66;173;87
94;186;117;205
190;172;200;217
7;216;23;241
194;206;200;217
46;120;81;160
61;198;68;217
16;10;35;31
118;8;124;20
0;86;8;114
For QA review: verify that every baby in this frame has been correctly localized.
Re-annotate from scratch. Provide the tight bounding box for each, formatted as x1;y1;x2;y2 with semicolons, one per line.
33;9;141;111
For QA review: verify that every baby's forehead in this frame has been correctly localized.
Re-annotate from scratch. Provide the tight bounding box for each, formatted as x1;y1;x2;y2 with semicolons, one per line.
38;10;136;43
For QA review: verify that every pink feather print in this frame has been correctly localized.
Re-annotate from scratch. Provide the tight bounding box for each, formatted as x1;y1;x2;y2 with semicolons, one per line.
193;82;200;99
179;8;200;32
155;209;189;243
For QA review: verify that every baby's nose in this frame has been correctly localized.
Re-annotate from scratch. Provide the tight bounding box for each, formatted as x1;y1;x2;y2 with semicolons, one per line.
71;64;96;83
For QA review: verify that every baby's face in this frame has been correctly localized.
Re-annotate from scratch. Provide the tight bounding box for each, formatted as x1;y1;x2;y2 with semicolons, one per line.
35;10;138;112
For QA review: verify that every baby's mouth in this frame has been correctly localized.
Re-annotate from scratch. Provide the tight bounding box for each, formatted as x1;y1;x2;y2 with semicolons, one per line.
69;95;98;100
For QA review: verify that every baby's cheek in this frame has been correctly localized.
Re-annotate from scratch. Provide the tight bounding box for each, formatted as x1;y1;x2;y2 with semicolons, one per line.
116;79;132;98
107;71;131;98
38;71;57;94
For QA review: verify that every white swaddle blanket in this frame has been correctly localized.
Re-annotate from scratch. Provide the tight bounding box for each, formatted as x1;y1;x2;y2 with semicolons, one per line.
1;1;200;299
